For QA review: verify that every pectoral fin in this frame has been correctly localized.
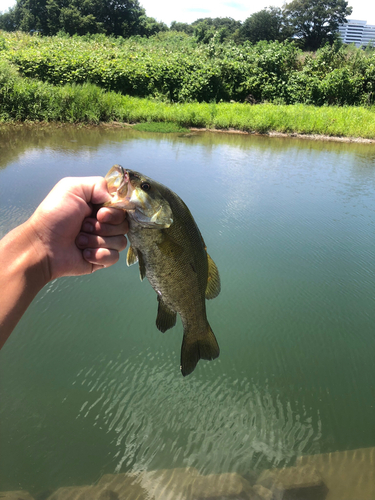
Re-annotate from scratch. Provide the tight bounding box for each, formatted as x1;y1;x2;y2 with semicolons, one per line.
127;246;146;281
138;250;146;281
205;253;221;299
156;296;177;333
127;246;138;266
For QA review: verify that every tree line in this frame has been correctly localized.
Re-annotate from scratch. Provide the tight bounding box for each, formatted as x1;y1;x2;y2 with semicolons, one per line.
0;0;169;38
0;0;352;51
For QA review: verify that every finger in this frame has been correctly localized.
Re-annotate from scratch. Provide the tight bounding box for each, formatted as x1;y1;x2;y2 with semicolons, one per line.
56;176;111;205
97;207;126;225
82;217;129;237
83;248;121;269
76;233;128;252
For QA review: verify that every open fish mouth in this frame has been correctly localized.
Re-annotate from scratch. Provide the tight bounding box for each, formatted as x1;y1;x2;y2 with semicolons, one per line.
104;165;137;210
104;164;173;228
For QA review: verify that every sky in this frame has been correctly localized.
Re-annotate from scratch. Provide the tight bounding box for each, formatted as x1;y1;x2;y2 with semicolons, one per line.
0;0;375;26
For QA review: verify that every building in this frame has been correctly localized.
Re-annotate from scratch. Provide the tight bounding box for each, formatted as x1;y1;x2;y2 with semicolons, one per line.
338;20;375;48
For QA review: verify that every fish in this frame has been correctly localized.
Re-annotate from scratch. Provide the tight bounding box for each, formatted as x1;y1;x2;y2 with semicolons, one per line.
104;165;221;376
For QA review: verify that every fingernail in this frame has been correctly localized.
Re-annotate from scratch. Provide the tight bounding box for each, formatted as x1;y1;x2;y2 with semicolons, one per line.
83;222;94;233
83;249;92;260
77;234;88;246
100;211;111;223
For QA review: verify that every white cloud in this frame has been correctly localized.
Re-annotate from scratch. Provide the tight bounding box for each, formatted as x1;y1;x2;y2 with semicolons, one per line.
140;0;375;26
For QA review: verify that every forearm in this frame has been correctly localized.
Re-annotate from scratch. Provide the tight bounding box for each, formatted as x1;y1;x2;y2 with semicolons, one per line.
0;222;48;349
0;177;128;349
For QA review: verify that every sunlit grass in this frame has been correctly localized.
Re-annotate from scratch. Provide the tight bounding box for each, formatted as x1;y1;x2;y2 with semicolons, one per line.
1;60;375;139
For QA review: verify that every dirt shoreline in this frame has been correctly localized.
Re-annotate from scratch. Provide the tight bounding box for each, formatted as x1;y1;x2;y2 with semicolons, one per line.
95;122;375;143
189;127;375;143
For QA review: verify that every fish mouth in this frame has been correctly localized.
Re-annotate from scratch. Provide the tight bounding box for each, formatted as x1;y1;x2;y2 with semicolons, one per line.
104;165;137;210
103;165;173;228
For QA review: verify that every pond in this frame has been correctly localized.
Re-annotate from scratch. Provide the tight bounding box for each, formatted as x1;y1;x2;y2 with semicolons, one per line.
1;125;375;499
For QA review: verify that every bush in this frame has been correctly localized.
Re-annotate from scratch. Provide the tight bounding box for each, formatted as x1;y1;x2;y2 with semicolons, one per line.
1;31;375;106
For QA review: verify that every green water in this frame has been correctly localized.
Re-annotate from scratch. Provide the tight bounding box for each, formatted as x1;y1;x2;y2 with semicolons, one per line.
1;125;375;495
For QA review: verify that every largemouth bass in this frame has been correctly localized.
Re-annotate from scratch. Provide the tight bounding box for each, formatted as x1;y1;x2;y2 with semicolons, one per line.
104;165;220;376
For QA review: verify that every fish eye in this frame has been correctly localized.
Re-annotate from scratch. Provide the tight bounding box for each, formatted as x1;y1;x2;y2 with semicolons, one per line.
141;182;151;192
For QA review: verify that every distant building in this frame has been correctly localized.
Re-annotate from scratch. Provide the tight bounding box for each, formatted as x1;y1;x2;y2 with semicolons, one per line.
338;20;375;48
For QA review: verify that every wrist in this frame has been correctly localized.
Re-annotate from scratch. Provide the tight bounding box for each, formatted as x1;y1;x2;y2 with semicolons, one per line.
1;220;50;291
0;221;50;348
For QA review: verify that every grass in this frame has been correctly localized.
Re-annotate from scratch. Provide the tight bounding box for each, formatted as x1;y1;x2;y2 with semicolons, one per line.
1;60;375;139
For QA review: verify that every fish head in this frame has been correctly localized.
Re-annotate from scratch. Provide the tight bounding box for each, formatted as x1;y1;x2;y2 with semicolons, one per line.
104;165;173;228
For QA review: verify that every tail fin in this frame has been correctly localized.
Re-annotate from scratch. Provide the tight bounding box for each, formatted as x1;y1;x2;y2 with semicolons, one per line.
180;324;220;377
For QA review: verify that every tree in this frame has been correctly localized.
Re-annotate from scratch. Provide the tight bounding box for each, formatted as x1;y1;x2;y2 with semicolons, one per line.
170;21;194;35
10;0;49;33
46;0;105;35
283;0;352;50
99;0;145;37
137;15;168;37
0;8;16;31
240;7;290;43
0;0;149;37
192;17;241;43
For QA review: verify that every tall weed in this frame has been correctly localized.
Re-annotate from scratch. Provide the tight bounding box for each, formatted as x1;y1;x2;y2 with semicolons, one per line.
2;31;375;105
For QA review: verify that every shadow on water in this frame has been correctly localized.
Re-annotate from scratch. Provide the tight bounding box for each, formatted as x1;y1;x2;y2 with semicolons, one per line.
1;124;375;499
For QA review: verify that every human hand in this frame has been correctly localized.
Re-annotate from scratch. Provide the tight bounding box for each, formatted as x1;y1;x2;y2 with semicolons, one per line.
27;176;128;282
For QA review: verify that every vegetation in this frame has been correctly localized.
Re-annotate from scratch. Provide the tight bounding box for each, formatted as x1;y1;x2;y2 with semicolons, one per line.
1;57;375;139
192;17;242;44
1;31;374;107
0;0;374;141
239;8;290;44
283;0;352;50
0;0;168;37
0;0;352;51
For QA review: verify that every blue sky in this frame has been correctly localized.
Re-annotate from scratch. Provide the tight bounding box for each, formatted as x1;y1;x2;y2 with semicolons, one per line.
1;0;374;26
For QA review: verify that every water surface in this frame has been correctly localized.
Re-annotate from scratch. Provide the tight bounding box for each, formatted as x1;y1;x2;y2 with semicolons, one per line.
1;125;375;495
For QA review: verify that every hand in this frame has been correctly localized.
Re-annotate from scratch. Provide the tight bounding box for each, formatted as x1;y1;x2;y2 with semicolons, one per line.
0;176;128;347
27;176;128;281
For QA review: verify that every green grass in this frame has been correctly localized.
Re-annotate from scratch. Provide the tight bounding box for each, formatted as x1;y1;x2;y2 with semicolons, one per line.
1;60;375;139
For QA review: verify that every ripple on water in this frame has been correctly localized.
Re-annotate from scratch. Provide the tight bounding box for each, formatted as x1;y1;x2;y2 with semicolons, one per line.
72;349;322;475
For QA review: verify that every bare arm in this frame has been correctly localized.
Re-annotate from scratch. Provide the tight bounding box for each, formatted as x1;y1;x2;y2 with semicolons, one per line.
0;176;128;349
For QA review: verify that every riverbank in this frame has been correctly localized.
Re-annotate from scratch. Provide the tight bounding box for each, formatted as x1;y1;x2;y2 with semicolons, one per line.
1;59;375;141
2;120;375;145
192;128;375;143
0;61;375;140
